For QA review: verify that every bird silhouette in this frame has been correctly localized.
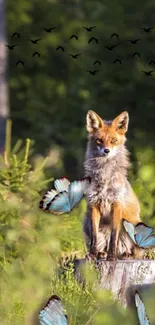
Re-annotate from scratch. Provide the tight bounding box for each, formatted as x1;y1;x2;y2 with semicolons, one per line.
29;39;41;44
16;60;24;66
149;60;155;66
87;70;99;75
12;32;20;39
32;52;41;57
128;39;141;44
140;27;154;33
132;52;140;58
104;44;118;51
43;27;56;32
83;26;96;32
70;35;79;40
141;70;155;76
88;37;99;44
5;44;18;50
113;59;122;64
93;60;101;65
68;53;81;59
56;46;64;52
111;33;119;39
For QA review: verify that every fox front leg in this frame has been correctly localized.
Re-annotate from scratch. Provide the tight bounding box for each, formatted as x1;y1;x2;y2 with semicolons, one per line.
89;205;101;256
107;203;122;261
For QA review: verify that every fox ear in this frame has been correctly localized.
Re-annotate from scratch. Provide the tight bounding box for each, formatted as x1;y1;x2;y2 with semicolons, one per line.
86;110;104;133
112;111;129;134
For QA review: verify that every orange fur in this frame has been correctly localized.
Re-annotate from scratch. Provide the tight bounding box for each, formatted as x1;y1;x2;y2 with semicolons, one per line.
91;123;127;149
90;205;101;254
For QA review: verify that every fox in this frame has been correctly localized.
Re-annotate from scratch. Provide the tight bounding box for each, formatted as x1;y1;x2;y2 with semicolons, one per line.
83;110;145;261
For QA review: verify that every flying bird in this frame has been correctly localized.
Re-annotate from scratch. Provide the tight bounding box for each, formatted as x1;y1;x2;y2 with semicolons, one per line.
128;39;141;44
68;53;81;59
87;70;99;75
43;27;56;32
140;27;154;33
104;44;119;51
83;26;96;32
12;32;20;39
149;60;155;66
132;52;140;58
16;60;24;66
141;70;155;76
32;52;41;57
93;60;101;65
56;46;64;52
29;39;41;44
70;35;79;40
88;37;99;44
5;44;18;50
113;59;122;64
111;33;119;39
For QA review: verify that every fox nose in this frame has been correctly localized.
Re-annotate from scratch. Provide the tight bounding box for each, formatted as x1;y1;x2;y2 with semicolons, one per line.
104;148;110;154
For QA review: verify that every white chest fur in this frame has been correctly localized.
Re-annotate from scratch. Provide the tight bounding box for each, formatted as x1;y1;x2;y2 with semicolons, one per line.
86;170;127;215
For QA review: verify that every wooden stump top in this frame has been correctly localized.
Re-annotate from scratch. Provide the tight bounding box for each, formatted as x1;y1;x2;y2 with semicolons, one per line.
75;259;155;307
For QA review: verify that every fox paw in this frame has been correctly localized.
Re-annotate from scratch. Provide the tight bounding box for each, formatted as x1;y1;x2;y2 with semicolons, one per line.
121;252;132;260
97;252;107;260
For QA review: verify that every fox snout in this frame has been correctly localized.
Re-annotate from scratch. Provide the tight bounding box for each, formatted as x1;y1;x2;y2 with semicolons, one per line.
97;146;110;155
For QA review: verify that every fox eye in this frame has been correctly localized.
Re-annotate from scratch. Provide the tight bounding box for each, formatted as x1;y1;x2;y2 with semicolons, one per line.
96;138;103;144
111;138;117;144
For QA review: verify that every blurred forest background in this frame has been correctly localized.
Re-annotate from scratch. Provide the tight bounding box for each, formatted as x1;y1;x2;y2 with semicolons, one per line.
0;0;155;324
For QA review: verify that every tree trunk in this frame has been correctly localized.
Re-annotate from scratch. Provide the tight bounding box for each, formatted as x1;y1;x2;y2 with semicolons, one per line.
74;259;155;307
0;0;9;154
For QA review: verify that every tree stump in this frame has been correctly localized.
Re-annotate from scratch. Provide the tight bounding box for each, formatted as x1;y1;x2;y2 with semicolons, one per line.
74;259;155;307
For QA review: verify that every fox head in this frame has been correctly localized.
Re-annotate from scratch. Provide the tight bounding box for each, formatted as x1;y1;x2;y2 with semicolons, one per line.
86;110;129;159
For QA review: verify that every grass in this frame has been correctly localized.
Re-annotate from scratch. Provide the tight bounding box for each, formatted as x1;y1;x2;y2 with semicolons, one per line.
0;123;155;324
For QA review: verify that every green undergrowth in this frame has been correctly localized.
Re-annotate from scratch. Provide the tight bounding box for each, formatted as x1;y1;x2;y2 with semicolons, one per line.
0;121;155;324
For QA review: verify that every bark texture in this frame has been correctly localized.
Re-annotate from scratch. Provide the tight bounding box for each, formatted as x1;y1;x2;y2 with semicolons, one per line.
74;259;155;307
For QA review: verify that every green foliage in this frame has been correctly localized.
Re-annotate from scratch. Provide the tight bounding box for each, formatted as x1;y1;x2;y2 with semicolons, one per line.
129;147;155;228
0;131;155;324
7;0;155;179
3;0;155;323
0;121;154;325
33;258;135;325
6;0;155;238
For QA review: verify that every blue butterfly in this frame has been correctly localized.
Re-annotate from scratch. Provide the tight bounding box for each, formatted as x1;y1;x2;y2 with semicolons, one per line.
123;220;155;248
40;177;70;210
135;291;150;325
39;177;91;214
39;295;68;325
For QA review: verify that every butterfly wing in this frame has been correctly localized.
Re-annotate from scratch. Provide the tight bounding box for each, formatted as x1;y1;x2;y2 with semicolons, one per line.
47;191;70;214
123;220;136;244
68;178;91;210
39;295;68;325
135;291;150;325
135;223;154;247
40;190;58;210
136;235;155;248
54;177;70;193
